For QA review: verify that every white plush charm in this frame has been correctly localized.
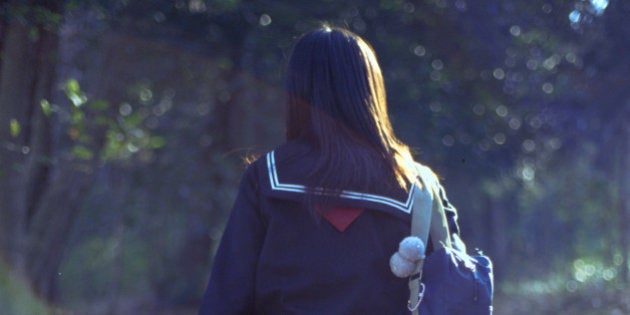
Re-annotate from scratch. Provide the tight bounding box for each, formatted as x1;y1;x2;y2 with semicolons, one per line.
398;236;426;261
389;252;417;278
389;236;426;278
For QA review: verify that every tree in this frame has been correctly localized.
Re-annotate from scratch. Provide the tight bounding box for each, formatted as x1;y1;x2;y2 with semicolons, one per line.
0;0;72;301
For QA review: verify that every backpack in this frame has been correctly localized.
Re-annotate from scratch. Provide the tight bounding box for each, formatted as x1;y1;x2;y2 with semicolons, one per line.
390;166;494;314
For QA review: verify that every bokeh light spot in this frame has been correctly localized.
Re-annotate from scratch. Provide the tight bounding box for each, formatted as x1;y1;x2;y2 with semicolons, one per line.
495;104;508;117
413;45;426;57
119;103;132;116
493;68;505;80
569;11;581;23
522;139;536;152
542;82;554;94
259;14;272;26
493;133;506;145
442;135;455;146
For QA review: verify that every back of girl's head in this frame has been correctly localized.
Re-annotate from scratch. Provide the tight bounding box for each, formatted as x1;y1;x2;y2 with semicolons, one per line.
285;25;415;191
285;26;390;149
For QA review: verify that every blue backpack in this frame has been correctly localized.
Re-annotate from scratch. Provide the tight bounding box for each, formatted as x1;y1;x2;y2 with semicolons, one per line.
392;167;494;315
416;243;494;314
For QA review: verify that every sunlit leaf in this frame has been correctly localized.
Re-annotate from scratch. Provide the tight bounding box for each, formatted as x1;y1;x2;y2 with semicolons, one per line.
65;79;80;95
69;94;87;107
65;79;87;107
9;119;21;137
40;99;52;117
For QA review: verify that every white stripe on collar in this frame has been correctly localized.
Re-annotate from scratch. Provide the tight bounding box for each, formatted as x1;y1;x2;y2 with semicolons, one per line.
266;151;414;213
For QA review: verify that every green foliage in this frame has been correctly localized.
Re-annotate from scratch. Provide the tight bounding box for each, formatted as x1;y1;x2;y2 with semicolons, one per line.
64;79;87;107
0;2;63;30
53;79;165;163
71;145;93;160
8;119;20;138
40;99;52;117
0;261;49;315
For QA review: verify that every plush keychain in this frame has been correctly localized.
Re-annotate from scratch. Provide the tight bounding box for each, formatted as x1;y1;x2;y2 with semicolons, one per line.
389;236;426;278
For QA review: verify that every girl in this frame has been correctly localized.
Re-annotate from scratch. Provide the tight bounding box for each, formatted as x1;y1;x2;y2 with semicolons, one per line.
199;26;459;314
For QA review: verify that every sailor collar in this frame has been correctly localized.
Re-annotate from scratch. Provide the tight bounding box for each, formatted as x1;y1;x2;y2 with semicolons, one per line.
261;150;415;221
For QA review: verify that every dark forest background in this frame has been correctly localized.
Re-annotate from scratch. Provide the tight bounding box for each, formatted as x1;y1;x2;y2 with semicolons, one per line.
1;0;628;314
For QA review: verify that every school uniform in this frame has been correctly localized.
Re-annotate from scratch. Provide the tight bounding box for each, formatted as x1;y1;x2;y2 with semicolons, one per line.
199;141;460;314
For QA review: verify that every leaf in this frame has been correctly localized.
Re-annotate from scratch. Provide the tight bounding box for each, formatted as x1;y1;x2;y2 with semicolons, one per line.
71;145;93;160
149;136;166;149
9;119;21;137
71;109;84;124
65;79;80;95
40;99;52;117
123;113;143;127
69;94;87;107
64;79;87;107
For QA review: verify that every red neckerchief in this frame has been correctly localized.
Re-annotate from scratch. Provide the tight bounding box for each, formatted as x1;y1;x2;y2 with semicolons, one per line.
319;207;365;232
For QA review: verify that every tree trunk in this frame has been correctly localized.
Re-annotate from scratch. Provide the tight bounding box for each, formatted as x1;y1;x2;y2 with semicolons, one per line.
0;3;101;303
0;19;65;300
0;14;60;280
24;160;99;301
619;107;630;282
0;22;39;272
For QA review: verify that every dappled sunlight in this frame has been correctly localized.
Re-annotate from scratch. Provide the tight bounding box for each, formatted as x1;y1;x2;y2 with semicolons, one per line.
572;257;621;284
496;255;629;314
569;0;609;29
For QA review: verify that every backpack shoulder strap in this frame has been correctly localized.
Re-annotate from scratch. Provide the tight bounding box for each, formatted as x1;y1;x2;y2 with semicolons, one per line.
408;164;452;313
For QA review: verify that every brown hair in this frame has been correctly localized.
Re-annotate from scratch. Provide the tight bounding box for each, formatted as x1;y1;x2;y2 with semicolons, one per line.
285;26;417;195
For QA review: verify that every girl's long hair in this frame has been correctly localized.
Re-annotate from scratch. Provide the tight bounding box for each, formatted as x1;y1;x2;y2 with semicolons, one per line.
285;26;417;197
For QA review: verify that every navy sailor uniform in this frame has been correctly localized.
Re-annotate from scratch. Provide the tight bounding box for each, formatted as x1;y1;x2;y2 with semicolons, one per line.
199;141;460;314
